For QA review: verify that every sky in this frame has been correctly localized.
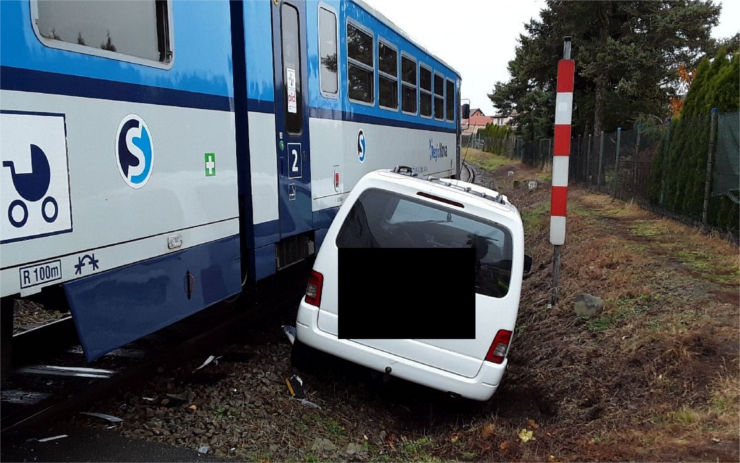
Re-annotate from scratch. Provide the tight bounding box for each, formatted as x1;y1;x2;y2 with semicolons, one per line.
363;0;740;116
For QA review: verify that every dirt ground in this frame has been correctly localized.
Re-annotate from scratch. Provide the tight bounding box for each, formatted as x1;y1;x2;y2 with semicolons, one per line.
75;153;738;462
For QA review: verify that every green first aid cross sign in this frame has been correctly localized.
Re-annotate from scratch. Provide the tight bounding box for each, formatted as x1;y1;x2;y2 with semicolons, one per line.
205;152;216;177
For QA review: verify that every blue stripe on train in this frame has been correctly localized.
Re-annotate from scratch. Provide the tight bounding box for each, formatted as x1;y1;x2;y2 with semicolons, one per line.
1;65;456;134
1;66;234;112
64;235;241;361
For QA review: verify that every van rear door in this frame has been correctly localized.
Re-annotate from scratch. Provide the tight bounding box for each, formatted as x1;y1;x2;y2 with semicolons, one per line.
315;187;521;378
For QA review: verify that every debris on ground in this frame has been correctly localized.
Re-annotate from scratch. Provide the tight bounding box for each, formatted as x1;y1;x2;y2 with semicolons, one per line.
193;355;220;372
281;325;296;345
295;398;321;409
285;374;305;399
79;412;123;423
36;435;68;443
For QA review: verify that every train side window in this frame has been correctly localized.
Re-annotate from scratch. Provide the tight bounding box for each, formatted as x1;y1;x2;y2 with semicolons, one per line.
401;54;417;114
318;6;338;97
434;72;444;120
347;22;374;104
282;3;303;134
446;78;455;121
378;40;398;110
33;0;172;67
419;64;432;118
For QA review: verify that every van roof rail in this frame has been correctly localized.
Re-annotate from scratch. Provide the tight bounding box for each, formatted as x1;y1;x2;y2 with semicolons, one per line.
427;176;507;206
392;165;418;177
389;167;507;206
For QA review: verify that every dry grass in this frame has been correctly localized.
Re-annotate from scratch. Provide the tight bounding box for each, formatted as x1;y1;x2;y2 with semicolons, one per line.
473;152;739;461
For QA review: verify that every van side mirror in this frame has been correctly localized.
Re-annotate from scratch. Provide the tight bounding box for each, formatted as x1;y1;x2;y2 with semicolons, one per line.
461;103;470;120
524;255;532;273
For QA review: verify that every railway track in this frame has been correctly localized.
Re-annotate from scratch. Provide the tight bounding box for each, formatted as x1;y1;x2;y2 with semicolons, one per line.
0;260;311;434
462;161;476;184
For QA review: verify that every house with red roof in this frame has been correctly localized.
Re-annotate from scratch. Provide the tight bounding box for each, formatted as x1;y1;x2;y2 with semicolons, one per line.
462;108;493;136
462;109;514;136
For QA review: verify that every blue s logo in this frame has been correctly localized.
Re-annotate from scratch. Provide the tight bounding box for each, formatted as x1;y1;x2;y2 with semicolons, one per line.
116;115;153;188
357;129;366;163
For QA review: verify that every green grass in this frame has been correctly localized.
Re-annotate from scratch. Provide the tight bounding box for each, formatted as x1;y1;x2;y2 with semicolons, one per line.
400;436;438;461
676;249;740;284
631;221;664;237
586;295;651;331
671;407;700;426
568;202;602;219
521;203;549;234
463;148;510;172
322;417;344;436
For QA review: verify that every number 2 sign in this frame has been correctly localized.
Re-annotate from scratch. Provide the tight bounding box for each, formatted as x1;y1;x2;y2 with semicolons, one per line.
287;142;302;179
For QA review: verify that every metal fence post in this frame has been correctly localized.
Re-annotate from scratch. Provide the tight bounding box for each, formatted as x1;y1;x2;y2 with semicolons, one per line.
633;124;641;196
576;134;582;181
702;108;718;225
613;127;621;197
597;130;604;188
660;118;671;206
586;133;592;185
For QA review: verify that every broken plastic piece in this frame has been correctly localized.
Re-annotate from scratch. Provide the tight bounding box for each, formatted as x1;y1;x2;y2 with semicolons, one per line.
285;375;305;399
198;445;210;454
80;412;123;423
282;325;296;345
37;434;68;443
194;355;221;372
19;365;114;379
296;398;321;409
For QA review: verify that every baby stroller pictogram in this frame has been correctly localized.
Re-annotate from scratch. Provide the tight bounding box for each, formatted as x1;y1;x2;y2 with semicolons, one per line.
3;144;58;228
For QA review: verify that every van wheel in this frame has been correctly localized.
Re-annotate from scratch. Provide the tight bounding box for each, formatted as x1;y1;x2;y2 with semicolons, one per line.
290;339;316;371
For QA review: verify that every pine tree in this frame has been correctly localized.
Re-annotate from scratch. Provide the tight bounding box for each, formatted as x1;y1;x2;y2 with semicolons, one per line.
489;0;721;142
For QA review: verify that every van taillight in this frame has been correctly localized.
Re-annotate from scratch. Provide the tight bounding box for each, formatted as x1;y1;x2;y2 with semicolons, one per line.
485;330;512;364
305;270;324;307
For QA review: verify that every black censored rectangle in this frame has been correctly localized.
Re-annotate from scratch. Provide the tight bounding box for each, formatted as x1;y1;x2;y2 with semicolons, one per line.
337;248;475;339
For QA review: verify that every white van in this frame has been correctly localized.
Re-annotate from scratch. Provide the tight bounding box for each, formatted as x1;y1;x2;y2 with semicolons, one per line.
294;168;527;401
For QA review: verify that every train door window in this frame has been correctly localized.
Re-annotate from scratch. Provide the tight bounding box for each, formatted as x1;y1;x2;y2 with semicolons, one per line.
319;5;338;97
446;78;455;121
420;64;432;118
282;3;302;134
347;22;374;104
32;0;172;67
401;54;417;114
378;40;398;110
434;72;444;120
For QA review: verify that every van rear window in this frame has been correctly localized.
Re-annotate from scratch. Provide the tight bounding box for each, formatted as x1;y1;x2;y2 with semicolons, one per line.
336;188;513;298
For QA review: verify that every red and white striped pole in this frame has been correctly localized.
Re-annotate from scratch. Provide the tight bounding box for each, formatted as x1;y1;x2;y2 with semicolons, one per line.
550;37;574;306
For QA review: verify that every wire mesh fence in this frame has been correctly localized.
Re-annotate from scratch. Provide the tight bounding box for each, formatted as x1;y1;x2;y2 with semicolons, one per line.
473;110;739;235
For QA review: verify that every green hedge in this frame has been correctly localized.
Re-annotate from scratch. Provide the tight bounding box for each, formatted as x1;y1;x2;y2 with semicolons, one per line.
649;49;739;232
477;124;513;155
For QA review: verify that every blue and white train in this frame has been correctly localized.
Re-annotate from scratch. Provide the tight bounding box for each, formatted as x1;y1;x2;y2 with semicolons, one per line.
0;0;462;360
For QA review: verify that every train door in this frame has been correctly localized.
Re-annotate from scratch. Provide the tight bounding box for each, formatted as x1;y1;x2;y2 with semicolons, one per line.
271;0;312;239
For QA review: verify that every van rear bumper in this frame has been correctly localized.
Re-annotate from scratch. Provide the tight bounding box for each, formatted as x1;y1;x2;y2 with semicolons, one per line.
296;300;506;401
